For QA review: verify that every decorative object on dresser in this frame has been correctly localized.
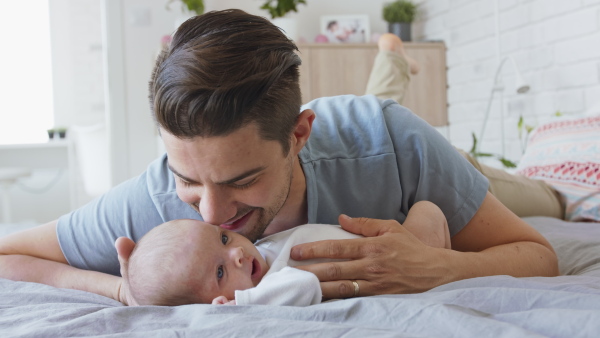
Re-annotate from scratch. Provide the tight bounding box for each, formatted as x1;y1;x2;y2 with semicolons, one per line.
320;15;370;44
383;0;417;41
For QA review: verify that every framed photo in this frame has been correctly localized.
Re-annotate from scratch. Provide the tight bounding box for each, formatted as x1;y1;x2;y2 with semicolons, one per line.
320;15;370;43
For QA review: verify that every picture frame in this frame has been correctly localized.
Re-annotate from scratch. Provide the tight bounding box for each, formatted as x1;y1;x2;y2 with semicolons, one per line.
320;15;370;43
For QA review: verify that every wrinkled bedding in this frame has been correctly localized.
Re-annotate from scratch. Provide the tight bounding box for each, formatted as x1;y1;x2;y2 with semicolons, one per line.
1;217;599;337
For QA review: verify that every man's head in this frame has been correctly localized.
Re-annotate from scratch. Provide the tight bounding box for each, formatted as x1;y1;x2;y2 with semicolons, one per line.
149;9;315;241
120;219;269;306
149;9;302;155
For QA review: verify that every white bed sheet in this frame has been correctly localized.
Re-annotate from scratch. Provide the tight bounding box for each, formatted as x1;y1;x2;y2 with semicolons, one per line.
1;217;599;337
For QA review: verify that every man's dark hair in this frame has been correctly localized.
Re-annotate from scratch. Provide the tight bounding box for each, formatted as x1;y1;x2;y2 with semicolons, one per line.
149;9;302;155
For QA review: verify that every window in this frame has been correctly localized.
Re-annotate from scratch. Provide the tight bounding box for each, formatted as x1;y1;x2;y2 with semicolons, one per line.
0;0;54;144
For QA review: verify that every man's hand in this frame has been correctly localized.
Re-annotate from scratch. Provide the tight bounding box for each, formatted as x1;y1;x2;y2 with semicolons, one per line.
290;193;559;300
290;215;451;299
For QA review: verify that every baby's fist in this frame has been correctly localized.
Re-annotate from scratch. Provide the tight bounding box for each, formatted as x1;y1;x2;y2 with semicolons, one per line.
212;295;236;305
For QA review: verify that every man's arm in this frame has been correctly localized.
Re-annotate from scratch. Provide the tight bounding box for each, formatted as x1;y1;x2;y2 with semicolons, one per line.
0;220;124;302
290;192;558;299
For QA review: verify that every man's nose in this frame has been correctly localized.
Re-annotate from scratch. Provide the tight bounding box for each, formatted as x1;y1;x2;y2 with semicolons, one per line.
198;186;236;225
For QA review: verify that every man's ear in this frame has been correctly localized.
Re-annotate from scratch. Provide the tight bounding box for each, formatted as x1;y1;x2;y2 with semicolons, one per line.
115;237;136;275
291;109;316;154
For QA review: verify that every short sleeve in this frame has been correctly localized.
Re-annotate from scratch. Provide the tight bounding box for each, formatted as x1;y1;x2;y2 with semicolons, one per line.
300;95;488;236
381;99;489;235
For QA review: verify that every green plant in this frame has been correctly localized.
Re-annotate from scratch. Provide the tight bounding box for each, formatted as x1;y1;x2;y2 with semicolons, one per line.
517;115;534;152
469;133;517;169
470;110;575;169
168;0;204;15
55;127;68;139
517;110;569;152
383;0;417;23
261;0;306;19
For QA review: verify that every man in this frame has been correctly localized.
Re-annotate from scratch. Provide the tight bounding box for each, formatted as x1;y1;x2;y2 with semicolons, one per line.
0;10;558;304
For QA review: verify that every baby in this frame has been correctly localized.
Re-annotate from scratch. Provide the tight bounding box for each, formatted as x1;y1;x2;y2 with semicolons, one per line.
116;201;450;307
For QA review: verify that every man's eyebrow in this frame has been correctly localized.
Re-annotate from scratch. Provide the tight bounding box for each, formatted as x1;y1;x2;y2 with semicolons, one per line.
216;167;266;185
167;164;200;184
167;163;266;185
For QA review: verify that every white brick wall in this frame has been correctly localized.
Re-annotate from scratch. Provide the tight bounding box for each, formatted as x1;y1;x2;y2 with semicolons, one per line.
416;0;600;167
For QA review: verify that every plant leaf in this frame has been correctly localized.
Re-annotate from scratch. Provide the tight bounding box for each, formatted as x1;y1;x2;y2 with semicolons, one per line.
474;152;494;157
469;132;477;155
498;157;517;168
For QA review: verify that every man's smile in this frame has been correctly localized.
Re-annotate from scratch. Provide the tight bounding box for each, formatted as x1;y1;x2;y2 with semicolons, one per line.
220;210;254;231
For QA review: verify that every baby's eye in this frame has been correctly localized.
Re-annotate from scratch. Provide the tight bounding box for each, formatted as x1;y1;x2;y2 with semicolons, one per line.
217;266;224;280
221;233;228;245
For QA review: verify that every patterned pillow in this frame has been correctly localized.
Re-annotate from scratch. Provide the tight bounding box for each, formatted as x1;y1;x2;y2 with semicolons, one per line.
515;115;600;222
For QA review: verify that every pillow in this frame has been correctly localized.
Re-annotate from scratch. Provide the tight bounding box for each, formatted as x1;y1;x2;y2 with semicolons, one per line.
515;115;600;222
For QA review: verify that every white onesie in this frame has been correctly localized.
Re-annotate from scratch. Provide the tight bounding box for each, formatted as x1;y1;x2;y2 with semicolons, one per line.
234;224;361;306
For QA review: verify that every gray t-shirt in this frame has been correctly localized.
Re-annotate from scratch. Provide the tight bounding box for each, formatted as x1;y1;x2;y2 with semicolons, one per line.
57;95;488;275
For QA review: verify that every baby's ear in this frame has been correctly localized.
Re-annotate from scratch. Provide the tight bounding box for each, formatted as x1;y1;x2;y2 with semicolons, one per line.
115;237;136;276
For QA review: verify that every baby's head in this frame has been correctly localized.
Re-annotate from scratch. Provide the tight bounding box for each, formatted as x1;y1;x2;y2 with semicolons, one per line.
120;219;268;306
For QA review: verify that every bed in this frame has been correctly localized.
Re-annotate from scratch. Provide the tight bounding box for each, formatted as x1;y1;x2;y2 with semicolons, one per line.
2;113;599;337
1;216;600;337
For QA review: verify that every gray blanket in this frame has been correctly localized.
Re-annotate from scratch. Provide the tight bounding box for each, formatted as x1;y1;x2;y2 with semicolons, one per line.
1;217;600;337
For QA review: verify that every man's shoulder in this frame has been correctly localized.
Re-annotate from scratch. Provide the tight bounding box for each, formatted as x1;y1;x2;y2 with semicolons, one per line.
301;95;404;162
302;94;388;128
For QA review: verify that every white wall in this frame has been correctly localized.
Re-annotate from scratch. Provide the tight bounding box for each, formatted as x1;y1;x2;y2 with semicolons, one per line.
50;0;105;128
117;0;182;179
413;0;600;166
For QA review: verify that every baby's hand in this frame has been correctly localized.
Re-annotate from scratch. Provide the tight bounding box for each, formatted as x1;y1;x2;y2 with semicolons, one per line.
212;295;236;305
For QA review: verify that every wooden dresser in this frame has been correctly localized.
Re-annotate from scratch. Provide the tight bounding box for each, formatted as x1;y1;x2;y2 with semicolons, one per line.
297;42;448;127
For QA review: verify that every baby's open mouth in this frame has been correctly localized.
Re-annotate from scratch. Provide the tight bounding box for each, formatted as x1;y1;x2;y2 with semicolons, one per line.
251;256;261;279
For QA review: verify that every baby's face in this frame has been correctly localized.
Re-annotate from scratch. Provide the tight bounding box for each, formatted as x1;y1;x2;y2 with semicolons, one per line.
176;220;268;303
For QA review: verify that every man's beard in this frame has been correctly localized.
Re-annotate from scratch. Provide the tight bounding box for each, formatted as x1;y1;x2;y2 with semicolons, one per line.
238;157;295;242
238;206;278;243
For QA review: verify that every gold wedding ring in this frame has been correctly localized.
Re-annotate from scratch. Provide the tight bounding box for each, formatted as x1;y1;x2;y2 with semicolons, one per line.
351;280;360;297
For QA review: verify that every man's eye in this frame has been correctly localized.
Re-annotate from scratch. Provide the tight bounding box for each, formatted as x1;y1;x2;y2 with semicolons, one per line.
232;178;257;189
179;178;192;187
221;233;228;245
217;266;224;280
